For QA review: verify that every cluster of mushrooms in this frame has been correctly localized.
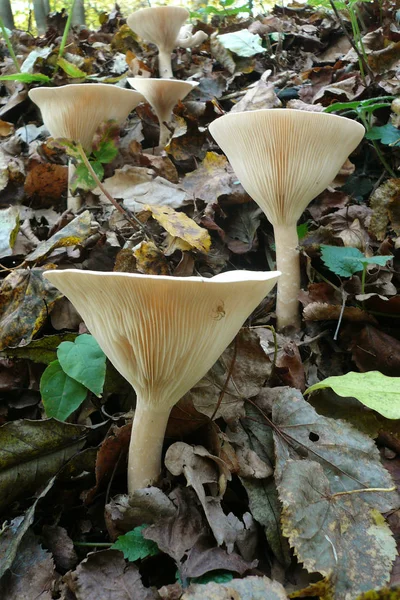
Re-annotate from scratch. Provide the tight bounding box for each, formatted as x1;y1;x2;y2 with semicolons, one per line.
28;5;365;495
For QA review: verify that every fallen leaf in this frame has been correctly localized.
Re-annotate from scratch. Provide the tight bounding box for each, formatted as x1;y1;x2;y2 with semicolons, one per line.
0;529;54;599
279;460;397;599
181;535;257;580
303;302;377;324
25;210;93;263
188;328;271;421
145;205;211;253
182;575;287;600
306;371;400;420
231;71;282;112
83;423;131;504
369;179;400;241
133;240;170;275
0;206;19;259
0;419;87;513
94;165;189;210
42;525;78;571
65;549;160;600
271;387;399;512
348;325;400;376
0;266;63;351
143;488;204;563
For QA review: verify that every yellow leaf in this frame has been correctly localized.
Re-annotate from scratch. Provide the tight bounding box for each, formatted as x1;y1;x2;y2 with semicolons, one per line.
145;205;211;253
133;240;170;275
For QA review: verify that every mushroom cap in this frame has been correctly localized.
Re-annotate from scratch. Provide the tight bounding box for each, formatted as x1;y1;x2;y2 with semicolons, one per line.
29;83;144;152
44;269;280;408
127;77;198;124
127;6;189;53
209;109;365;226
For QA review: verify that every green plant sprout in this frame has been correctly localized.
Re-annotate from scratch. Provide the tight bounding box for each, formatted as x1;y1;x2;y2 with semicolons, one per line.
320;245;392;295
190;0;251;22
307;0;372;81
324;96;398;177
0;17;20;73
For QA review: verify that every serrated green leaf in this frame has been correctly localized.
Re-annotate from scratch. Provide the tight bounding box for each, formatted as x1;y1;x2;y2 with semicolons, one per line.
306;371;400;420
57;334;106;397
57;57;87;79
320;245;392;277
72;160;104;191
40;360;87;420
0;73;51;83
93;141;118;163
366;124;400;146
111;525;159;561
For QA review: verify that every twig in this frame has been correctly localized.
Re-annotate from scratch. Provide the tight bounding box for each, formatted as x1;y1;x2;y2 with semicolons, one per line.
76;143;150;238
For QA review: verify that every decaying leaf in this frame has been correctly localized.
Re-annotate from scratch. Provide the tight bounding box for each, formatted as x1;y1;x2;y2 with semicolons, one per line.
145;204;211;253
369;179;400;241
271;388;399;512
25;210;93;263
64;549;159;600
94;165;189;210
279;460;397;599
188;328;271;421
0;266;63;351
0;206;19;259
182;575;287;600
182;152;249;205
133;240;170;275
0;419;87;513
0;529;55;599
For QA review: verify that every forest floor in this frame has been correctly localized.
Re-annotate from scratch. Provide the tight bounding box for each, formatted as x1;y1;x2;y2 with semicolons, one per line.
0;1;399;599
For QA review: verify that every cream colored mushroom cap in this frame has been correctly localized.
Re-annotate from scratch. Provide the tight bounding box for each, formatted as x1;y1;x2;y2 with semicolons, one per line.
29;83;144;152
209;109;365;226
127;78;198;124
127;6;189;52
44;269;280;408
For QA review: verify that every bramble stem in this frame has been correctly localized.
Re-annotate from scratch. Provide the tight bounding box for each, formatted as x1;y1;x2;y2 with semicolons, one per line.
273;222;301;331
128;400;172;494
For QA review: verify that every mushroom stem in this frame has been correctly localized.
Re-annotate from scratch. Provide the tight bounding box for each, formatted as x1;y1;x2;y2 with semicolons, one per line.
67;162;82;212
159;121;170;148
158;50;173;78
128;399;172;493
273;222;301;331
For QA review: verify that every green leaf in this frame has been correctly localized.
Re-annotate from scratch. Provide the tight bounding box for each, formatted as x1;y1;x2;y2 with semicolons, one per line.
217;30;266;57
111;525;159;561
306;371;400;420
41;360;88;420
57;57;87;79
278;460;397;599
297;222;309;240
57;334;106;397
320;245;392;277
366;124;400;146
0;333;77;364
72;160;104;191
93;141;118;163
0;73;52;83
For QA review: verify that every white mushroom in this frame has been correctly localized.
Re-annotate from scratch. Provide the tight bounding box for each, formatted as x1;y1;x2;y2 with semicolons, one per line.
43;269;280;493
209;109;365;331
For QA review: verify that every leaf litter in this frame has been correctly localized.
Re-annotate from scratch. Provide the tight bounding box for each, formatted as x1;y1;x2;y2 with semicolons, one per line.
0;1;399;599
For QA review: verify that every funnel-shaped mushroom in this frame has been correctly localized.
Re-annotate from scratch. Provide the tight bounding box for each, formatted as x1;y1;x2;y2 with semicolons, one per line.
43;269;280;493
128;77;198;147
209;109;365;330
29;83;144;211
127;6;189;78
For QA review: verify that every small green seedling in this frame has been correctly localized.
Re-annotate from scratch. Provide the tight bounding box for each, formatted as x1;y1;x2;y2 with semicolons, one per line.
40;334;106;420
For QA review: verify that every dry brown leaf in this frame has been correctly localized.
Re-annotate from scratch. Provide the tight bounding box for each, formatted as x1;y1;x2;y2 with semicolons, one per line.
303;302;377;324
